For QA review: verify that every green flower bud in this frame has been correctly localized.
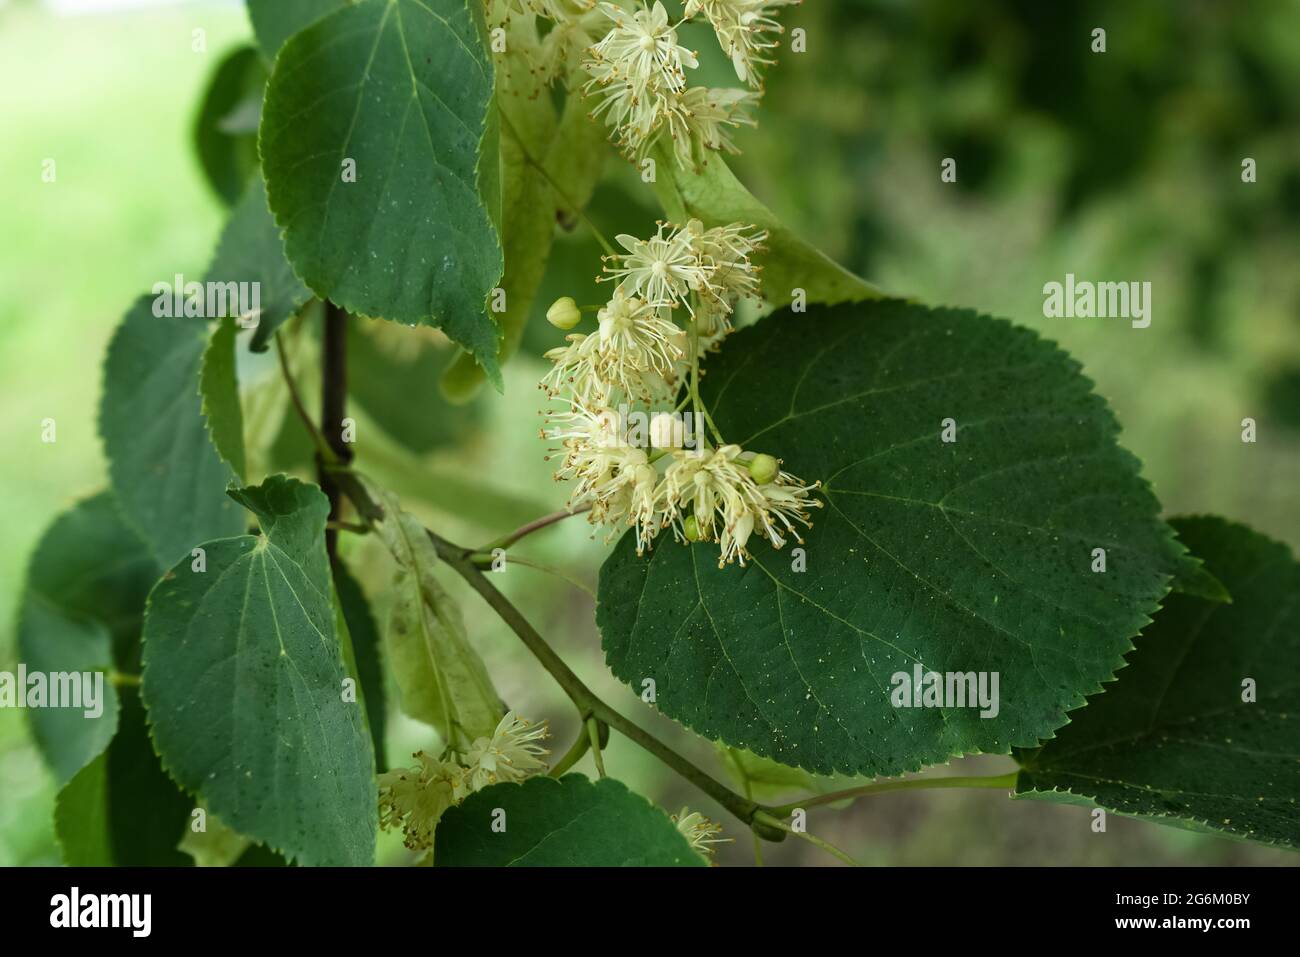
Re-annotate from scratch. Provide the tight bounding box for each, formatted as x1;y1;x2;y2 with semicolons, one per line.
748;453;779;485
684;514;701;541
546;296;581;330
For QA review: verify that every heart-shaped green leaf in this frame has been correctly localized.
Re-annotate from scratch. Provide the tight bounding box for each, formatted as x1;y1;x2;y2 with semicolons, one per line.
100;298;246;566
17;493;156;783
141;476;376;866
260;0;504;383
599;300;1187;777
434;775;706;866
1017;516;1300;849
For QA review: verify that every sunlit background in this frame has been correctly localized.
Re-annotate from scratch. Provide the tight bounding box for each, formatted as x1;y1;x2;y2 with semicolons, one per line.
1;0;1297;865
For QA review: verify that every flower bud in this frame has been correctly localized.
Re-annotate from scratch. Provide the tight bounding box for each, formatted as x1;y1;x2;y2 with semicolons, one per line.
748;453;779;485
546;296;581;330
684;514;701;541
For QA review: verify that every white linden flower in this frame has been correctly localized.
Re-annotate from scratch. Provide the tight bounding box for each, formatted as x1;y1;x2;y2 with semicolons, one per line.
378;751;464;852
462;712;551;792
752;466;822;550
586;2;697;94
604;223;716;309
673;807;730;858
686;219;767;308
537;5;607;86
541;332;607;403
628;461;664;552
596;289;687;398
586;445;647;527
661;444;747;546
662;445;819;566
583;2;699;155
660;86;760;168
544;400;635;506
685;0;798;88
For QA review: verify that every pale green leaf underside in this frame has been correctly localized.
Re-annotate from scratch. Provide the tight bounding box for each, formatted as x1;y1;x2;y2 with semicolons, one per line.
653;149;884;307
141;475;376;866
1017;517;1300;849
599;300;1186;777
260;0;503;382
99;298;245;567
434;775;706;866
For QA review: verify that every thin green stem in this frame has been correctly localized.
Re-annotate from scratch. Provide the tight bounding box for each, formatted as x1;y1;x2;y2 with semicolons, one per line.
549;728;591;778
470;553;596;599
327;520;370;535
421;526;764;829
328;474;771;833
753;811;859;866
109;671;142;688
499;109;615;257
724;748;765;866
481;503;591;552
274;331;336;464
685;298;724;447
586;716;607;778
768;770;1020;816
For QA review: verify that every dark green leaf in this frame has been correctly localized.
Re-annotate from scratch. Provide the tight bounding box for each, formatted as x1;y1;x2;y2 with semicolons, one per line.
17;602;118;787
334;557;388;770
434;775;706;866
205;174;313;352
1016;516;1300;849
56;692;192;866
193;45;267;206
141;476;376;866
198;318;246;479
247;0;346;61
260;0;504;383
1168;525;1232;603
599;300;1187;777
17;493;159;783
20;495;191;863
100;298;245;566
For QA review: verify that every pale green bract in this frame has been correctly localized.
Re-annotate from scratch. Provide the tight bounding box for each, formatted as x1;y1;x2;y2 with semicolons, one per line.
371;485;504;750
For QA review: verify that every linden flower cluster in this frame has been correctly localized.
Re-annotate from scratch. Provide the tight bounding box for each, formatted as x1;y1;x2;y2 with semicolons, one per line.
378;712;549;852
673;807;730;860
540;219;821;567
486;0;799;168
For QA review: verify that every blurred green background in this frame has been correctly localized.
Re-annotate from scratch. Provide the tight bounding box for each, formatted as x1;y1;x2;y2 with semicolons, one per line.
1;0;1296;866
